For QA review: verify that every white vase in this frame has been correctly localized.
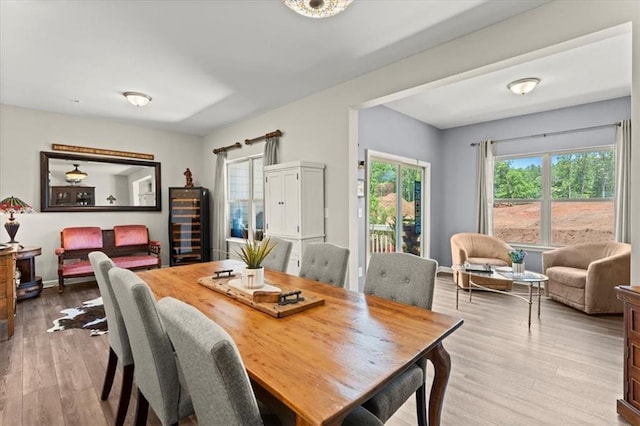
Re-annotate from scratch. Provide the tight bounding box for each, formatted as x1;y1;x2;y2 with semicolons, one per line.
242;267;265;289
512;262;525;274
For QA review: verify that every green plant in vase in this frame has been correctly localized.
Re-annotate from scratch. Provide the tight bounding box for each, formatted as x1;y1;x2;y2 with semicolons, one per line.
508;248;527;274
236;238;275;289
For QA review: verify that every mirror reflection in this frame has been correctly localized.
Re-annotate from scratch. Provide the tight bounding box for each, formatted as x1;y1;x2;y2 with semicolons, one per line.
41;151;161;212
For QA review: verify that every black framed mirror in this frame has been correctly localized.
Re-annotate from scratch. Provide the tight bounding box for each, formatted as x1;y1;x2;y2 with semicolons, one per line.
40;151;162;212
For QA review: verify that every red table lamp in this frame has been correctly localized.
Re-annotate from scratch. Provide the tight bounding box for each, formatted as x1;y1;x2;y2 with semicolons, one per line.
0;196;34;244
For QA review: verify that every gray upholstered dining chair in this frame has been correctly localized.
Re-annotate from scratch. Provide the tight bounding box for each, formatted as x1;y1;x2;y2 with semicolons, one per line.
298;242;350;287
88;251;134;426
108;267;194;426
362;252;438;426
261;237;293;273
157;296;384;426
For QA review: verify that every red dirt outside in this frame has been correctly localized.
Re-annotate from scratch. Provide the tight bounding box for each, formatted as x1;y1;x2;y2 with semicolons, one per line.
494;201;614;245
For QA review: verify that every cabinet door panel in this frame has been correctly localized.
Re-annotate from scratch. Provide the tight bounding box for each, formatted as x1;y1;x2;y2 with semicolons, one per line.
265;172;284;234
282;169;300;236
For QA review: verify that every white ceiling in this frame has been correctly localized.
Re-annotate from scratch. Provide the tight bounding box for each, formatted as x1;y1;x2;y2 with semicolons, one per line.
384;29;632;129
0;0;547;136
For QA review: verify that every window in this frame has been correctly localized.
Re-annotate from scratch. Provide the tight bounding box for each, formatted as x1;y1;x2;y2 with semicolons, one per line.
493;147;614;246
227;156;264;241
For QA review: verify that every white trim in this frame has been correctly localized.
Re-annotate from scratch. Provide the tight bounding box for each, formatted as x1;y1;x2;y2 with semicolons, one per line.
347;107;359;291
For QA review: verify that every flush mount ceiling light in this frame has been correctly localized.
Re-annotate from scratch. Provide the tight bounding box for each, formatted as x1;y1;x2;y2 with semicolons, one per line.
123;91;152;107
65;164;88;182
507;78;541;95
282;0;353;18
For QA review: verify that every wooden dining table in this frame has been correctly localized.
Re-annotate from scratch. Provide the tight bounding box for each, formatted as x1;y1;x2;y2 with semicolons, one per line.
137;260;463;426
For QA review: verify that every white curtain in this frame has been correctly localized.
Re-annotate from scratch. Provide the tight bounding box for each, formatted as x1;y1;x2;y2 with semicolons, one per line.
264;136;279;166
212;151;227;260
475;140;494;234
614;119;631;243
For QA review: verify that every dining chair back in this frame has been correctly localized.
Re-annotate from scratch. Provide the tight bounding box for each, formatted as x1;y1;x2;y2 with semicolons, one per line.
157;297;384;426
261;237;292;273
88;251;134;426
157;297;264;426
362;252;438;426
108;267;194;425
299;242;350;287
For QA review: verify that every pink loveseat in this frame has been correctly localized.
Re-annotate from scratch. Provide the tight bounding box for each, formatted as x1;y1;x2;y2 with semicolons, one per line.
542;241;630;314
56;225;161;293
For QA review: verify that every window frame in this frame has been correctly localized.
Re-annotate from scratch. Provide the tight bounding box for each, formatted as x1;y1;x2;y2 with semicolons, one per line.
492;144;614;248
226;154;264;242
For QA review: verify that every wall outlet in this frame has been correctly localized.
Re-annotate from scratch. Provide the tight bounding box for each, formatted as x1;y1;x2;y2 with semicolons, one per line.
358;267;363;277
324;207;329;218
358;207;363;218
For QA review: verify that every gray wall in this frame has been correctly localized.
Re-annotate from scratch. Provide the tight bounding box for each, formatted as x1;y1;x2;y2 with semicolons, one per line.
0;104;203;284
357;97;630;276
440;96;631;272
358;105;442;289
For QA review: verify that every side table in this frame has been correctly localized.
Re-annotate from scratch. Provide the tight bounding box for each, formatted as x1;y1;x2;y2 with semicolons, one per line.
16;246;43;300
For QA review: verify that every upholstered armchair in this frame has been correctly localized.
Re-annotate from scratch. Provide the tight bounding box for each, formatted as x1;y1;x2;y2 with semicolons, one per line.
450;233;513;290
542;242;631;314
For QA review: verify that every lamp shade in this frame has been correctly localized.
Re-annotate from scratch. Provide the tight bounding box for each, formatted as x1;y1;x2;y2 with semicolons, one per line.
0;196;33;217
65;164;88;182
0;196;34;244
282;0;353;18
123;91;152;107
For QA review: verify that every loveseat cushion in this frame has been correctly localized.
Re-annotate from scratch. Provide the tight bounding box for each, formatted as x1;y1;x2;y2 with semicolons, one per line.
60;260;94;277
113;225;149;247
61;227;103;250
112;255;159;269
546;266;587;289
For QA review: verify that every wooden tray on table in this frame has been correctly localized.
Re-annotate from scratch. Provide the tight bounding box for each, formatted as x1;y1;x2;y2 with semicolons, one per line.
197;273;324;318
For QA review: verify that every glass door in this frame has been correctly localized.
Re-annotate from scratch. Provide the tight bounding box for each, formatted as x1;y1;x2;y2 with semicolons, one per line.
367;151;429;261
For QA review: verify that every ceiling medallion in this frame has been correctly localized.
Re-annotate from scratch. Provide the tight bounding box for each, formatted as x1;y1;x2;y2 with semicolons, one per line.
282;0;353;19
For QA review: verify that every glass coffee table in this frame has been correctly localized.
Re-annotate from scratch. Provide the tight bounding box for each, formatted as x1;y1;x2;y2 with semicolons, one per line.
452;264;549;329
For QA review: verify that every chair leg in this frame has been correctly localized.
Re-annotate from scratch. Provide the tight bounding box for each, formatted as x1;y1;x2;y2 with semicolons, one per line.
101;348;118;400
416;383;427;426
115;364;135;426
134;389;149;426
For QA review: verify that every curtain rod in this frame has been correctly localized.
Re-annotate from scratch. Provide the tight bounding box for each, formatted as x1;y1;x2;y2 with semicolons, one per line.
213;142;241;154
469;122;621;147
244;129;282;146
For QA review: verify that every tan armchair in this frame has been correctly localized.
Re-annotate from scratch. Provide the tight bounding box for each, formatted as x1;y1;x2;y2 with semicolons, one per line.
542;242;630;314
450;233;513;291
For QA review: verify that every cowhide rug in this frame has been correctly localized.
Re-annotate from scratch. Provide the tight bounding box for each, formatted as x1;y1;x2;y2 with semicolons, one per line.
47;297;108;336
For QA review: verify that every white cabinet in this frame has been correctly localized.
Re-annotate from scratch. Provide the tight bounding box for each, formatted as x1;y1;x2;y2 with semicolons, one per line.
264;161;325;274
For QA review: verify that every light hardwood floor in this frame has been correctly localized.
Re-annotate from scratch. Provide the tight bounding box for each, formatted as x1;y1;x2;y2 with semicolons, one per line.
0;275;629;426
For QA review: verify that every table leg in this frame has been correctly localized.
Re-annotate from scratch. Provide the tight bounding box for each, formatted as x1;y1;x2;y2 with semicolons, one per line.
425;342;451;426
469;283;472;302
456;284;459;310
537;281;541;319
528;284;532;330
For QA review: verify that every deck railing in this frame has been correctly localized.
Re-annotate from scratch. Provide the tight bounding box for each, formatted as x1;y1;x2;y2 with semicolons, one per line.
370;225;395;253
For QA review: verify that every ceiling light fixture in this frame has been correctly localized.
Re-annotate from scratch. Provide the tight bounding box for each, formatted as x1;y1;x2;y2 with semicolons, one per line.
123;91;152;107
65;164;88;182
282;0;353;18
507;78;540;95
